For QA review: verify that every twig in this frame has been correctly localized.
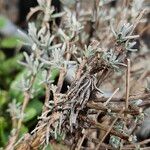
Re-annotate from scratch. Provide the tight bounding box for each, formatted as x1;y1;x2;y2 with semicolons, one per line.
56;67;66;93
76;129;88;150
17;75;36;131
125;59;130;110
17;91;30;131
95;108;125;150
96;88;119;119
80;116;129;140
104;88;119;106
89;137;117;150
120;59;130;150
6;75;36;150
5;92;30;150
76;57;87;80
87;102;141;115
124;138;150;148
12;115;17;129
93;93;150;102
127;9;146;39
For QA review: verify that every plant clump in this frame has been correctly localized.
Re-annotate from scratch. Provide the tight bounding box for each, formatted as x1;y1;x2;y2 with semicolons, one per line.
3;0;150;150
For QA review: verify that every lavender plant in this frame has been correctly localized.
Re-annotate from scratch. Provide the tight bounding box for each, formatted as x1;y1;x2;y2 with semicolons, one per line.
4;0;150;150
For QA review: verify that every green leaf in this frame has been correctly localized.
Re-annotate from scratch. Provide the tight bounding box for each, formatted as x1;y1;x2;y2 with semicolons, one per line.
0;51;6;61
0;37;19;48
0;117;7;145
9;69;26;102
24;108;37;122
0;16;6;29
24;99;43;122
19;124;28;137
9;68;43;103
0;54;22;75
0;90;8;108
9;68;59;102
51;68;59;80
45;144;53;150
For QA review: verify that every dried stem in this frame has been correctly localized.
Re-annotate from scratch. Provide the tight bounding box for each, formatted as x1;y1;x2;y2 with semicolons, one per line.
93;93;150;102
124;138;150;148
131;9;147;36
12;116;17;129
76;130;88;150
17;92;30;131
104;88;119;106
125;59;130;110
6;75;36;149
5;92;30;150
95;108;125;150
87;102;140;115
17;75;36;130
96;88;119;119
81;116;129;140
76;57;87;80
